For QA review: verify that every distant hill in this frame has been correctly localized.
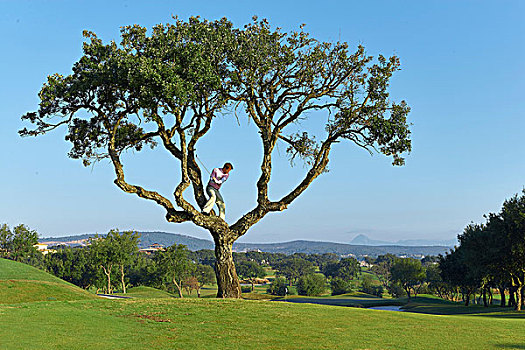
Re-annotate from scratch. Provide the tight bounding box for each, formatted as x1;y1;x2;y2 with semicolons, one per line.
41;232;450;258
233;240;450;258
41;231;214;250
350;234;457;247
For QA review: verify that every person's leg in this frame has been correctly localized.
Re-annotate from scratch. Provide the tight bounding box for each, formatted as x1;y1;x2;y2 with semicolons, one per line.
215;190;226;219
202;186;217;214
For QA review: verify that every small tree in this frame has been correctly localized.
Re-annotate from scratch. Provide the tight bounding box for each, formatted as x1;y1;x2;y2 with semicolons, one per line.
107;230;140;294
275;257;315;286
0;224;40;263
425;264;448;299
193;264;216;297
297;274;327;296
44;247;95;289
267;277;289;296
359;274;383;297
370;254;398;290
154;244;193;298
183;276;199;296
390;258;425;300
322;257;360;281
89;233;119;294
330;277;352;296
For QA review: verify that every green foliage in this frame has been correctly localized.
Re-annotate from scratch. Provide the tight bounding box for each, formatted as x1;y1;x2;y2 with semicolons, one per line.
266;276;289;296
87;230;140;294
296;273;327;296
440;190;525;309
275;257;315;284
194;264;215;286
44;247;95;289
0;224;41;266
330;277;353;296
370;253;398;290
236;260;266;291
20;16;412;299
390;258;425;299
154;244;193;297
359;274;383;297
387;282;407;298
321;257;360;281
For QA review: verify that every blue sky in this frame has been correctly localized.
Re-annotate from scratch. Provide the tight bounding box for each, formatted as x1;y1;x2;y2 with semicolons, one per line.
1;0;524;243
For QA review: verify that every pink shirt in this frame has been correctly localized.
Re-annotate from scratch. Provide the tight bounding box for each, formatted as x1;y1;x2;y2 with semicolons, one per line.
208;168;229;190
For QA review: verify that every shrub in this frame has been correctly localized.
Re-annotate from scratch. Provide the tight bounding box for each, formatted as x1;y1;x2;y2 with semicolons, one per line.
330;277;352;296
359;274;384;297
387;282;407;298
267;277;289;296
297;274;327;296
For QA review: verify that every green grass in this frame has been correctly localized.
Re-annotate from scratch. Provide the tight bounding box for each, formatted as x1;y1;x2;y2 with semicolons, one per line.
1;297;525;349
115;286;176;299
0;258;71;283
2;259;525;349
0;258;95;304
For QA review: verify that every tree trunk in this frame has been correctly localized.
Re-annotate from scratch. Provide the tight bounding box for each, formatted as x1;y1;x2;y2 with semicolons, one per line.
214;239;241;298
498;286;506;307
482;288;487;307
120;264;126;294
173;278;183;298
509;287;516;307
101;265;112;294
511;275;524;311
516;286;522;311
464;291;471;306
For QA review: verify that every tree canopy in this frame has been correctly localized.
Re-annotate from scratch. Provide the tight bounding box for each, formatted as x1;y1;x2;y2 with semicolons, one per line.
20;16;411;298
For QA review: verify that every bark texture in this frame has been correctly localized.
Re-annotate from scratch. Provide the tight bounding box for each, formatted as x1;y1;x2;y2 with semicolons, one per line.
214;237;241;298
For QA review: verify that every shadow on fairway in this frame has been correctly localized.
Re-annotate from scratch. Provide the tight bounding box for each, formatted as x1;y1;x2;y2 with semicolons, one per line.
494;344;525;349
472;312;525;319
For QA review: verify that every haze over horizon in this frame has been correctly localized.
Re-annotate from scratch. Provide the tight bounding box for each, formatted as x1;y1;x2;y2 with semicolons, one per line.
2;1;523;244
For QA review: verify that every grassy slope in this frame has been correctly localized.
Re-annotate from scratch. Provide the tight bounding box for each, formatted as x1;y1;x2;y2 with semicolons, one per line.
2;259;523;349
0;258;95;303
1;297;524;350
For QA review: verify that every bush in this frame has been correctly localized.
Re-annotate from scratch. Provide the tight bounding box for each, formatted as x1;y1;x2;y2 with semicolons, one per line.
241;286;252;293
387;282;407;298
297;274;327;296
330;277;352;296
267;277;289;296
359;274;383;297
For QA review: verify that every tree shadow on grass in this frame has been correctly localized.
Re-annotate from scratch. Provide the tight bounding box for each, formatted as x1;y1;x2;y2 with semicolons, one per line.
493;343;525;349
471;312;525;319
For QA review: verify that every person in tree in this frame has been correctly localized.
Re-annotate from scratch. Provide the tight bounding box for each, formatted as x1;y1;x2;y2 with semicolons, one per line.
202;162;233;219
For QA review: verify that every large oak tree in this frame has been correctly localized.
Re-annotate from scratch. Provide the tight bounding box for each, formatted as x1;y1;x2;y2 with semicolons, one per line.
20;17;411;298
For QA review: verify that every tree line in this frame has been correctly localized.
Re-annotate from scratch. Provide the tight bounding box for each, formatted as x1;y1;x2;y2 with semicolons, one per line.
1;223;445;299
438;190;525;310
12;218;524;306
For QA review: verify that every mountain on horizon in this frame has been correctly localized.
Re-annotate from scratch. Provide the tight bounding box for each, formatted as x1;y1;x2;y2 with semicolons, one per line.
350;234;457;247
40;231;451;258
41;231;214;251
